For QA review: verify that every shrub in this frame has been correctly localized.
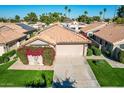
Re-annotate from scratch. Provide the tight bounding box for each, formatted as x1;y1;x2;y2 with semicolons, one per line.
0;56;4;64
2;50;16;58
119;51;124;63
8;50;16;57
16;48;28;65
95;48;101;56
102;49;111;57
25;74;47;88
42;48;55;66
91;45;101;56
87;48;93;56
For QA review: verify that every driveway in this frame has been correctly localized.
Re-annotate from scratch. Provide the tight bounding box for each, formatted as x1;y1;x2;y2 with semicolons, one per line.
53;56;99;88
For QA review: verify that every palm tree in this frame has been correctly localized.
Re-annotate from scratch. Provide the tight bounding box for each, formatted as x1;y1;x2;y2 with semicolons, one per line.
103;8;107;20
99;11;103;20
68;9;71;18
84;11;88;16
64;6;68;17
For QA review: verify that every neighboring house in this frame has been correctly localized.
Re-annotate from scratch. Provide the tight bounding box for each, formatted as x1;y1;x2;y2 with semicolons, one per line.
21;23;91;59
92;23;124;60
29;22;46;30
81;22;107;37
16;23;36;39
0;23;36;56
62;21;87;33
0;25;26;56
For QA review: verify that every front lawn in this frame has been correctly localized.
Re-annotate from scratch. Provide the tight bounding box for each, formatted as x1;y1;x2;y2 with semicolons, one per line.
0;61;53;87
88;59;124;87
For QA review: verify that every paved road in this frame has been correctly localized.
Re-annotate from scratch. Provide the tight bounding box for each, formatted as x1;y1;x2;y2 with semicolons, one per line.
53;56;99;88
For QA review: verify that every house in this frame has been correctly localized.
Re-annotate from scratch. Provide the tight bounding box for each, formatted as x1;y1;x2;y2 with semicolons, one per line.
21;23;90;65
16;23;36;39
62;21;87;33
92;23;124;60
28;22;46;30
0;23;36;56
81;22;107;37
0;25;26;56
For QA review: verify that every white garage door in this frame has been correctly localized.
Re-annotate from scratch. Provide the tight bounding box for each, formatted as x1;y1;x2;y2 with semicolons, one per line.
56;45;84;56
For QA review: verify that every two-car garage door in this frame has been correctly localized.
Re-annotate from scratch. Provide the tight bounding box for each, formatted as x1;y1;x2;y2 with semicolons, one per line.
56;45;84;56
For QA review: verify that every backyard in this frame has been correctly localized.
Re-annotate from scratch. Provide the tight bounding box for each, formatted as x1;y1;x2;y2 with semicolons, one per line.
88;59;124;87
0;60;53;87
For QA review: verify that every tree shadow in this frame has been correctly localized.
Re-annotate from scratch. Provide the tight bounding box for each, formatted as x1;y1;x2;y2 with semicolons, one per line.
52;77;77;88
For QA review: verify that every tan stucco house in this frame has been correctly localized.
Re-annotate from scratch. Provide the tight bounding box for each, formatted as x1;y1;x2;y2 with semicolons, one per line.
92;23;124;60
22;23;91;57
81;22;107;37
0;23;36;56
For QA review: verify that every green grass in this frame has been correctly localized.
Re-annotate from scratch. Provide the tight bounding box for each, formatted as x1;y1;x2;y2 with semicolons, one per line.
0;61;53;87
88;59;124;87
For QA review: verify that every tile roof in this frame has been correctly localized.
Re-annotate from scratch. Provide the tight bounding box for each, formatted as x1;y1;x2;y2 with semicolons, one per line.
94;23;124;44
0;23;27;44
81;22;107;33
22;24;91;46
0;23;35;34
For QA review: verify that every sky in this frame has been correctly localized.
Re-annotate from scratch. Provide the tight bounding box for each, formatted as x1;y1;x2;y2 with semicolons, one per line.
0;5;118;19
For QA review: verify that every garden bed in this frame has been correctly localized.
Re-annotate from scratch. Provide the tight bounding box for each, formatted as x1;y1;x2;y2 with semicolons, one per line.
88;59;124;87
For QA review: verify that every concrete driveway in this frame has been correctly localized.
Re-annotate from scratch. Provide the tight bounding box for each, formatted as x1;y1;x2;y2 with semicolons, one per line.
53;56;99;88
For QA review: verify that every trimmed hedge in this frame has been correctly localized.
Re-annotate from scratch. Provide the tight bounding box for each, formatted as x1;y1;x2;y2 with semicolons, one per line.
119;51;124;64
87;48;93;56
91;45;101;56
16;48;28;65
43;48;55;66
0;50;16;64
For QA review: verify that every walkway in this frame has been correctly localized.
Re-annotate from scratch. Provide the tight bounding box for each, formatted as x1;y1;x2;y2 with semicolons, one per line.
86;55;124;68
8;59;54;70
53;56;99;88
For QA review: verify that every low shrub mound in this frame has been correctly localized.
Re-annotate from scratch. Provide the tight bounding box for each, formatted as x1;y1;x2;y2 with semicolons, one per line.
87;48;93;56
0;50;16;64
17;46;55;66
91;45;101;56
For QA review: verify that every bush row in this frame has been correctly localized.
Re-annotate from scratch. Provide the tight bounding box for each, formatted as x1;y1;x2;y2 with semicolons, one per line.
0;50;16;64
87;45;101;56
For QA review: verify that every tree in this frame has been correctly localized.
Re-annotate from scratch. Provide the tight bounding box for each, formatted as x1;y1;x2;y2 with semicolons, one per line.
103;8;107;20
15;15;20;22
64;6;68;17
117;5;124;18
68;9;71;18
40;12;65;25
114;5;124;24
92;16;101;22
84;11;88;16
116;17;124;24
24;12;38;24
99;11;103;20
77;15;93;24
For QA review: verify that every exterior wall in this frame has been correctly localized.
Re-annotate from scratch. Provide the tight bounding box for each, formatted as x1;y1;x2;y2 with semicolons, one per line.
56;45;84;56
83;44;88;56
26;40;49;46
0;44;5;56
27;55;43;65
92;35;113;51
